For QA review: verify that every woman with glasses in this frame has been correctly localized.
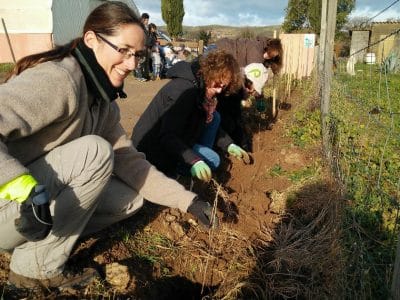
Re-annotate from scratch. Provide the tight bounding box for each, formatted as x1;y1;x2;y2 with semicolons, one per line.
131;50;250;183
0;1;216;290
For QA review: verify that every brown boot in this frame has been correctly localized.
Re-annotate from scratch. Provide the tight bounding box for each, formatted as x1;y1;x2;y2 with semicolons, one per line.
8;267;99;289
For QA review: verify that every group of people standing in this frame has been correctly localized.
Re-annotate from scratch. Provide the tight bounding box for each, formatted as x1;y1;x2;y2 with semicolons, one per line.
134;13;193;82
0;1;283;291
133;12;158;81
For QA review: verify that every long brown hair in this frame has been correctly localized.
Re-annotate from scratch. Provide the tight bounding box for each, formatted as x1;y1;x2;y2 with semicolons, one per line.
6;1;143;81
199;50;242;94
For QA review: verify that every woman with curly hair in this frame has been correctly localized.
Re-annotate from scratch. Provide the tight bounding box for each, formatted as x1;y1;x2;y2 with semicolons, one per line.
213;37;284;152
132;50;250;182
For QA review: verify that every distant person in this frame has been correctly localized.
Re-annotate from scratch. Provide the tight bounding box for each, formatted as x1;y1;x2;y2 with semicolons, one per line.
163;46;180;75
131;50;250;183
134;12;150;82
0;2;216;290
147;23;159;77
215;37;283;73
151;42;162;80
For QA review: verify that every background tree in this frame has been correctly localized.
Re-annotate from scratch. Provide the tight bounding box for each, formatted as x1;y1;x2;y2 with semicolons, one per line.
161;0;185;39
197;29;212;46
282;0;355;35
282;0;308;33
343;16;371;31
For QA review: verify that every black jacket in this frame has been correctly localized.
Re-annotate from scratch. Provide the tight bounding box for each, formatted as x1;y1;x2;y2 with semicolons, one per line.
131;61;233;175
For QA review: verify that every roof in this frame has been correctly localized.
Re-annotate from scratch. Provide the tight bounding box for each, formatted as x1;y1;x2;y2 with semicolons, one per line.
371;21;400;24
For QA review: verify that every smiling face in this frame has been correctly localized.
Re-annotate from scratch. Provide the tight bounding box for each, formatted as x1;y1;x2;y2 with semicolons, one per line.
84;24;145;87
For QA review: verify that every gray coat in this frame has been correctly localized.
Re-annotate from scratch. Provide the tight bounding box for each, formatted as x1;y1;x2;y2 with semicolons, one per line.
0;56;195;212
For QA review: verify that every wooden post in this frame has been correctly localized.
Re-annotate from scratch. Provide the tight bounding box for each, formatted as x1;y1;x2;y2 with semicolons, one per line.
272;30;277;118
198;40;204;55
318;0;327;84
392;232;400;299
320;0;337;159
1;18;16;63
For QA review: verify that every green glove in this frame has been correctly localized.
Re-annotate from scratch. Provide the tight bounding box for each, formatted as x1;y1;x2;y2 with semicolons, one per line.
190;160;212;182
228;143;251;164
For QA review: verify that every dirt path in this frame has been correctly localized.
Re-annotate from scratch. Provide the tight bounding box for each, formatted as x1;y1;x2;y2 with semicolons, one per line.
118;76;169;136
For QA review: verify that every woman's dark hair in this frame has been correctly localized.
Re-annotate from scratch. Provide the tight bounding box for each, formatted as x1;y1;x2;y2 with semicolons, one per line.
263;38;283;74
6;1;143;81
148;23;157;31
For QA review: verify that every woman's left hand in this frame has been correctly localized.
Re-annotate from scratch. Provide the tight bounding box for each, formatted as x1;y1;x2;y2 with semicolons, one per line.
228;143;251;164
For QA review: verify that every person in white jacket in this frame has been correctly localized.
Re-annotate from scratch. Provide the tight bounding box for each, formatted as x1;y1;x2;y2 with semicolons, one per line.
0;1;216;290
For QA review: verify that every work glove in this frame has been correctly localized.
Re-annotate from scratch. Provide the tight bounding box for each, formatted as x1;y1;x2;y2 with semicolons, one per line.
187;197;219;229
15;185;53;242
190;160;212;182
228;143;251;164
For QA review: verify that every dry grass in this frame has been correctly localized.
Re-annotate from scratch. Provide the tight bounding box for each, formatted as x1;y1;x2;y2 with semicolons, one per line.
233;181;345;299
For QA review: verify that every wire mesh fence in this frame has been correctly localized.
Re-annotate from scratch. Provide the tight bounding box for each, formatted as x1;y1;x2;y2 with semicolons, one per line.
325;57;400;297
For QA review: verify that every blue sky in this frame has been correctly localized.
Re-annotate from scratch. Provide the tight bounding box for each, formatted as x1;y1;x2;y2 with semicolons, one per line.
133;0;400;27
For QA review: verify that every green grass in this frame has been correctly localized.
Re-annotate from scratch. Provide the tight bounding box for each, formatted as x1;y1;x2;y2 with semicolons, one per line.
283;64;399;297
0;63;14;74
269;164;286;177
329;61;400;298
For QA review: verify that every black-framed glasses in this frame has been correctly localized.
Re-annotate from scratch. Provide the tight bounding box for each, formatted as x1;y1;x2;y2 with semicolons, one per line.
95;33;146;62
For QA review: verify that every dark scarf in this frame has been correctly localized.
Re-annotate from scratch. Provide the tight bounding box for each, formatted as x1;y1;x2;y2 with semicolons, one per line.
72;40;127;102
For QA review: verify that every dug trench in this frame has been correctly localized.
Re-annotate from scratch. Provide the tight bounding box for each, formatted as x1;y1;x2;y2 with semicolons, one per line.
0;76;337;299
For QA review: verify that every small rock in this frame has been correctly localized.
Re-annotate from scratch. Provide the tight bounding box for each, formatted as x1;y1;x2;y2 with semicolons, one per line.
105;262;130;291
164;214;177;222
170;222;186;237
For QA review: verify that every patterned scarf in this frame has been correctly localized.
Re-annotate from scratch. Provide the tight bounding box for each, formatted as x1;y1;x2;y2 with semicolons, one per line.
202;96;218;124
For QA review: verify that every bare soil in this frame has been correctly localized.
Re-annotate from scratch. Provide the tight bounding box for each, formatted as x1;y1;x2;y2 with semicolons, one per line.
0;76;335;299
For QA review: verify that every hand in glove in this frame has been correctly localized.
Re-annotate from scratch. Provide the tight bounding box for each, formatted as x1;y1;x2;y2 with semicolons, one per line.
228;143;251;164
187;197;219;229
15;185;53;241
190;160;212;182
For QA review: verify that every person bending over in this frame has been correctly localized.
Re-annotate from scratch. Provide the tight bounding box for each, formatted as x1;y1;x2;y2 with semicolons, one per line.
131;50;250;183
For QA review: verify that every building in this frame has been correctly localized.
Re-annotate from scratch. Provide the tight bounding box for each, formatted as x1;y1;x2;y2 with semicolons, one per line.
370;21;400;63
0;0;139;63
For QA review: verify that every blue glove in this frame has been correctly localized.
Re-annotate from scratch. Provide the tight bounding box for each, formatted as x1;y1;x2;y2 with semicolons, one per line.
228;143;251;164
14;185;53;241
190;160;212;182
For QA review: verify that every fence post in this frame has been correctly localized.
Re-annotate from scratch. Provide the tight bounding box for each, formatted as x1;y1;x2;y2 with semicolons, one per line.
272;30;277;118
392;232;400;299
320;0;337;159
1;18;16;63
198;40;204;55
318;0;327;86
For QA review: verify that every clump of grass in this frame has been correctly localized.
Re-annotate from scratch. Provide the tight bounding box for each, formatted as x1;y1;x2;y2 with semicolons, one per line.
0;63;14;74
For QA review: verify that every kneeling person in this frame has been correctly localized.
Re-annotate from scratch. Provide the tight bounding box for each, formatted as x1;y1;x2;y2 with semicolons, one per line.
131;50;250;182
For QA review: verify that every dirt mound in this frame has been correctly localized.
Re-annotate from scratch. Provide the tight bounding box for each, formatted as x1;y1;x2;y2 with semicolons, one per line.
0;77;340;299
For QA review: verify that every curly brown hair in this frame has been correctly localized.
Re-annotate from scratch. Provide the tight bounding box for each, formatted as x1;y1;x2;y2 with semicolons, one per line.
199;50;242;94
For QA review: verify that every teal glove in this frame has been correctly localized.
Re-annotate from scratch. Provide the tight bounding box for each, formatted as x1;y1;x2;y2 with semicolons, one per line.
228;143;251;164
190;160;212;182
